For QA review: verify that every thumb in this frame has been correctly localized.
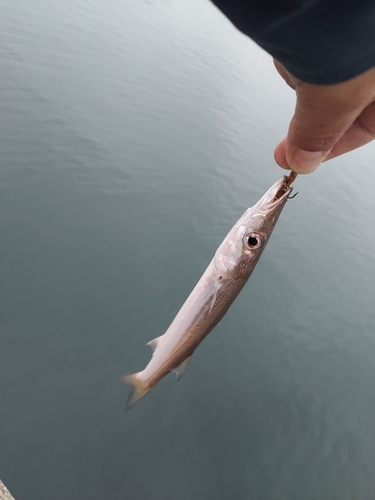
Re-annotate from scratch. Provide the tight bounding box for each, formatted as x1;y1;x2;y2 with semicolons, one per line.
278;80;366;174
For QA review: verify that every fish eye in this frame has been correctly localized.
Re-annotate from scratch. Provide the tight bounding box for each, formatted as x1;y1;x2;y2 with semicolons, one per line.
243;232;263;251
247;236;258;246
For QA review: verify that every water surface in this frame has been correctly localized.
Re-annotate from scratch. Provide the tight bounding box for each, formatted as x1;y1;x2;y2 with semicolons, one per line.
1;1;375;499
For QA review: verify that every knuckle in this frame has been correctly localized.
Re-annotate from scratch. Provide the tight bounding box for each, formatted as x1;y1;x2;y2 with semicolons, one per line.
293;124;342;151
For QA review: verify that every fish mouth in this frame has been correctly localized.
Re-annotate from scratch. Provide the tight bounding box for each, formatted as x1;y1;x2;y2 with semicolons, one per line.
255;175;293;213
273;171;297;201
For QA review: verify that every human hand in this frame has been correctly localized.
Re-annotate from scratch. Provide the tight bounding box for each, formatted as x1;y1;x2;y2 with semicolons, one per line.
273;61;375;174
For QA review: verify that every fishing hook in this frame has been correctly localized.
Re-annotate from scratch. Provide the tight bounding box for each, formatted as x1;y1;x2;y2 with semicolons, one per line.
287;191;299;199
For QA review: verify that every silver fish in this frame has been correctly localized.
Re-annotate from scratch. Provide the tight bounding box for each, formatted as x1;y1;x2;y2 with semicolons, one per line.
123;175;294;409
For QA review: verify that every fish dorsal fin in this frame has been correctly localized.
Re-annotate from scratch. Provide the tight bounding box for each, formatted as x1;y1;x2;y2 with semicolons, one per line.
146;335;163;353
173;355;192;380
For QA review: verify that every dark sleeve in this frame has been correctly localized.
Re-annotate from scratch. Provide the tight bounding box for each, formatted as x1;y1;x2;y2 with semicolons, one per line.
210;0;375;84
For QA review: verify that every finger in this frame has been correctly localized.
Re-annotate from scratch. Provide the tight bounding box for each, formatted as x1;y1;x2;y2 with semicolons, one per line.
285;84;365;173
274;104;375;168
275;96;375;170
273;66;375;173
324;101;375;160
274;137;290;170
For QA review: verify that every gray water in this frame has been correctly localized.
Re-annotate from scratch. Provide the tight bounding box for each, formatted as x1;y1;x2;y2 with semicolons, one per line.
1;1;375;499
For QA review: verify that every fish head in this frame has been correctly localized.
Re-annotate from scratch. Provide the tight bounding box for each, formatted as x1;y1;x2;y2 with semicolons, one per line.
214;176;292;279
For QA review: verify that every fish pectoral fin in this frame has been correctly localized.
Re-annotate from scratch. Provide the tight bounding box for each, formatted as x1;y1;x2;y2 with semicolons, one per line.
173;355;192;381
146;335;163;353
121;373;150;410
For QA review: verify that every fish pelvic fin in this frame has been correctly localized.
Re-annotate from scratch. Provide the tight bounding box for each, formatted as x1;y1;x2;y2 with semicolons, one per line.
121;373;150;410
173;355;192;381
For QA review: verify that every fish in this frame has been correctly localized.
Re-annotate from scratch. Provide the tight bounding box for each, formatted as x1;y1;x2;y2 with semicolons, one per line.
123;175;295;409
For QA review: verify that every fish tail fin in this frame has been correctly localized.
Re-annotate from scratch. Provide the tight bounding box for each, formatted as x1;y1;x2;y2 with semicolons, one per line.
121;373;150;411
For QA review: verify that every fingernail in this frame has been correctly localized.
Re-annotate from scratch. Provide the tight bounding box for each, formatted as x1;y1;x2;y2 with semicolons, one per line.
289;149;326;174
